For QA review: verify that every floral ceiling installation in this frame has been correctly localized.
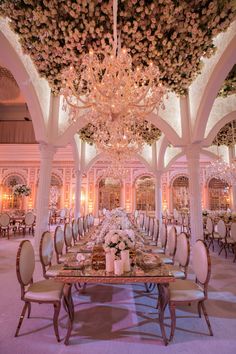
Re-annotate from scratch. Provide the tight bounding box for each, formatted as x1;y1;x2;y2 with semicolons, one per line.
79;121;162;146
0;1;235;95
212;120;236;146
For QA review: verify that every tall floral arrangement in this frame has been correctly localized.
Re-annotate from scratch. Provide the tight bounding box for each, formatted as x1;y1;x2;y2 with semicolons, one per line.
104;229;135;258
0;1;235;95
13;184;31;197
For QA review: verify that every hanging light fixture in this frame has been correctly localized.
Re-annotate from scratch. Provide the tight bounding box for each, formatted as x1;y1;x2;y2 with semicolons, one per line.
100;161;129;180
207;121;236;185
61;0;165;130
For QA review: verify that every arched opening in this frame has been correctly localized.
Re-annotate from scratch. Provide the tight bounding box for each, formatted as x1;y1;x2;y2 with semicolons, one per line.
1;174;26;212
172;175;189;210
208;178;230;210
98;177;121;211
135;175;155;212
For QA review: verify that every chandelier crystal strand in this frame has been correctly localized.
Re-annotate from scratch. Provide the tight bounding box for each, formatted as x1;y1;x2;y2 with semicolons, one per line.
61;0;166;155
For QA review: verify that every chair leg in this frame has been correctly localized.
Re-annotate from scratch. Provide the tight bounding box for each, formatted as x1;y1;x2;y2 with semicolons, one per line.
198;302;202;318
15;302;28;337
200;301;213;336
169;302;176;341
53;302;61;342
27;302;31;318
218;244;224;256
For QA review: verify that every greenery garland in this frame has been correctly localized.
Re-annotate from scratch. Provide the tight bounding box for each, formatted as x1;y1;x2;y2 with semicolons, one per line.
0;0;235;95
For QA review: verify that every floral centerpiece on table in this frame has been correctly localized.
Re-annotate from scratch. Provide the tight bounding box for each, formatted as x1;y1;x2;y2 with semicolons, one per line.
104;229;135;259
13;184;31;197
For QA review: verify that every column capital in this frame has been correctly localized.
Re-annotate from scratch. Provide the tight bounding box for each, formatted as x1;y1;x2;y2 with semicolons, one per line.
39;142;57;160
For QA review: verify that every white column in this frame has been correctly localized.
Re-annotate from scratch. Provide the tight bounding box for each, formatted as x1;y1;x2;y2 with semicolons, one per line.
74;169;82;219
186;146;203;243
155;171;162;222
35;143;56;255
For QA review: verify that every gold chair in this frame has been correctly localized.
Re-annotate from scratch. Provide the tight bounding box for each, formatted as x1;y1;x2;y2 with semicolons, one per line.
218;222;236;258
168;239;213;341
208;219;225;251
54;225;66;264
72;219;79;244
40;231;63;278
64;223;73;252
168;232;190;279
159;226;177;264
18;211;35;236
15;240;64;341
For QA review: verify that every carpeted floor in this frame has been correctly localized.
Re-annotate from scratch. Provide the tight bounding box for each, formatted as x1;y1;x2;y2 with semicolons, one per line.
0;232;236;354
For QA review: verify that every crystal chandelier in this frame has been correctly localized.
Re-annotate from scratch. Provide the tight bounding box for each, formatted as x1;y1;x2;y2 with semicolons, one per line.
61;0;165;137
100;162;129;180
207;157;236;185
207;123;236;185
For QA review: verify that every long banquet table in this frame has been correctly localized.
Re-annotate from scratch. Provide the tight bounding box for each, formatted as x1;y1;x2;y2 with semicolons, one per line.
56;258;175;345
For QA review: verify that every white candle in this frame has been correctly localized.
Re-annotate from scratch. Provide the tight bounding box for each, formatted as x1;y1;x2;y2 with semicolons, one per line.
114;259;123;276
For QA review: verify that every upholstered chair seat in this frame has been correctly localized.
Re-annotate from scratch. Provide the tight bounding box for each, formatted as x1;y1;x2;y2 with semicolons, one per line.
24;278;63;302
167;266;185;279
45;264;64;278
169;279;205;302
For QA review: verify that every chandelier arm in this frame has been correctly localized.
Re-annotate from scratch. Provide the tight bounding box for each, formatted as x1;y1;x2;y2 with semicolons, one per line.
113;0;118;55
65;97;93;110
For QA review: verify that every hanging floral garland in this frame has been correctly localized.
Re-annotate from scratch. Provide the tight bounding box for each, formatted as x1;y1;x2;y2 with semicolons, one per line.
0;0;235;95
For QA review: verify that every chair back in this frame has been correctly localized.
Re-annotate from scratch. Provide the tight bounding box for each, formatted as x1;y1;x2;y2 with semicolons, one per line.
175;232;190;268
167;226;177;257
0;213;10;227
54;226;64;263
78;217;84;237
173;209;179;220
83;215;88;233
24;211;35;226
40;231;53;267
72;219;79;243
149;217;154;238
39;231;53;277
231;222;236;241
192;240;211;286
160;224;167;249
153;219;159;243
144;215;150;233
16;240;35;288
217;219;226;238
64;223;72;250
139;213;145;229
206;217;213;234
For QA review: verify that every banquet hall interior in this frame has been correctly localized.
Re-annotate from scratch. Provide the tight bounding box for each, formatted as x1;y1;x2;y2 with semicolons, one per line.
0;1;236;354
